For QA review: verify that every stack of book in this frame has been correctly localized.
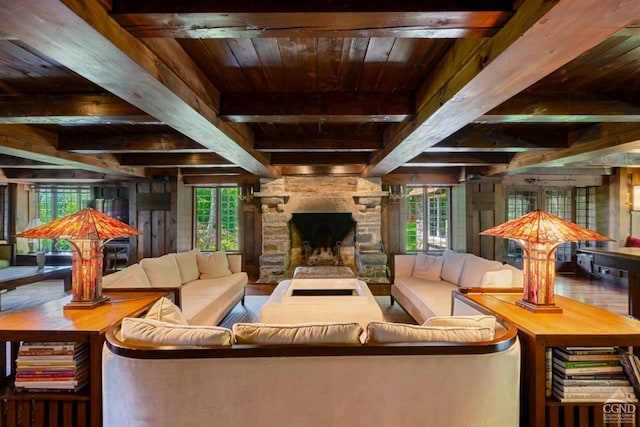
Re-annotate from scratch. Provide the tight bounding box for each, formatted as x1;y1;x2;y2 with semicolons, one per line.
14;341;89;392
551;346;638;403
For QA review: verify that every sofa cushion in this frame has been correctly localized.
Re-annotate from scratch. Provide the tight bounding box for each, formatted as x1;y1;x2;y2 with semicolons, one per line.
364;321;494;344
121;318;233;346
392;277;457;321
144;297;188;325
232;322;362;345
173;250;200;283
423;315;496;331
180;273;247;325
102;264;152;289
440;250;468;285
139;254;182;288
480;269;513;288
502;264;524;287
458;254;503;287
412;253;443;280
197;251;232;279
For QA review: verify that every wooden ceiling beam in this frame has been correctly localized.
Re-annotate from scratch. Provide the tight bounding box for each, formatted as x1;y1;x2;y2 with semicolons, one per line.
476;91;640;124
270;152;369;165
255;137;381;152
111;1;512;38
221;93;414;124
487;123;640;175
179;167;248;176
278;165;366;176
59;133;206;153
407;152;512;166
0;94;158;125
1;168;127;181
120;153;232;167
0;124;146;177
182;175;260;185
365;0;640;177
384;169;462;185
432;129;568;152
0;0;276;177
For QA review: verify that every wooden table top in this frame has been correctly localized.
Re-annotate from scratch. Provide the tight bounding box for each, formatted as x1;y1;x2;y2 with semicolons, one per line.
0;291;168;334
463;293;640;345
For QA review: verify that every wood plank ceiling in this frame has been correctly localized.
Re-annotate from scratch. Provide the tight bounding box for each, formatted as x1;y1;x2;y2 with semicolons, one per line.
0;1;638;185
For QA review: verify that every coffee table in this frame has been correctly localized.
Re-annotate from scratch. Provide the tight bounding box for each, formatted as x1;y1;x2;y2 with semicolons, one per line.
260;278;384;328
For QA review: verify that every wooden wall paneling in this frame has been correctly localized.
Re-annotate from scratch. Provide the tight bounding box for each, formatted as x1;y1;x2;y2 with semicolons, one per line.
241;202;257;277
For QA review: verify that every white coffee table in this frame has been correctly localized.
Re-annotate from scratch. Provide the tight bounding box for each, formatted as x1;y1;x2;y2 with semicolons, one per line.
260;278;384;328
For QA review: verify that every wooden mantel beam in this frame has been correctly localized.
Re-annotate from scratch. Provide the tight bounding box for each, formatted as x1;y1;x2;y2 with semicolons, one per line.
111;1;513;39
0;0;277;178
365;0;640;177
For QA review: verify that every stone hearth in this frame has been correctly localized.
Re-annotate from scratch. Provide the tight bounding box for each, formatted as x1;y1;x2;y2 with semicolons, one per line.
257;176;388;284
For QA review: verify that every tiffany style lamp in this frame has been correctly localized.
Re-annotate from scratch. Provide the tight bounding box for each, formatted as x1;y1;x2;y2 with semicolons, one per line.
481;210;611;313
16;208;141;309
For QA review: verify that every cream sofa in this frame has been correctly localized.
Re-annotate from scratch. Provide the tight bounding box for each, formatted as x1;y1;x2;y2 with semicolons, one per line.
392;249;523;324
103;293;520;427
102;250;247;325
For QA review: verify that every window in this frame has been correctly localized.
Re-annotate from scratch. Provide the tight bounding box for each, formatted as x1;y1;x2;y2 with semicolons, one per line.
35;186;93;251
194;186;239;251
575;187;597;248
405;186;450;252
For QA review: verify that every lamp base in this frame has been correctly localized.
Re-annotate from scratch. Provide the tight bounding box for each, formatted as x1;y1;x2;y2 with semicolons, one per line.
516;299;563;314
64;295;110;310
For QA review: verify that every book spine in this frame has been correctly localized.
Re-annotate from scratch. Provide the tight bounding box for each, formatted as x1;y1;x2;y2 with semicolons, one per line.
559;386;635;393
546;348;553;398
556;360;621;369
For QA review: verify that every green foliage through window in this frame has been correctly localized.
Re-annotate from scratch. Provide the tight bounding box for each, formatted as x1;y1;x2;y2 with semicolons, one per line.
35;186;92;252
194;186;239;251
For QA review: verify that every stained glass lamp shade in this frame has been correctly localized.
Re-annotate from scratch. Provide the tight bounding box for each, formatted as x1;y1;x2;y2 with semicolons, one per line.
480;210;611;313
16;208;141;309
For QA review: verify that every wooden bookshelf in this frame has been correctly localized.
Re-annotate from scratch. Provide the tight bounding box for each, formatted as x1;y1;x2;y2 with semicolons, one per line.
0;291;169;427
461;292;640;427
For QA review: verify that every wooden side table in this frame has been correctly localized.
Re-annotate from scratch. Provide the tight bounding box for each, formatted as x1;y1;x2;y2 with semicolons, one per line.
461;292;640;427
0;290;169;427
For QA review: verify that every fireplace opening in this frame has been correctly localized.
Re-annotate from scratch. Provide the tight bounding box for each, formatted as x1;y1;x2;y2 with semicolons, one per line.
289;213;355;267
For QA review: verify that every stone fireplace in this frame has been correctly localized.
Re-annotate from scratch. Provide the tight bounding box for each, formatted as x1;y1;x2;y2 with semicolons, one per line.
257;176;388;283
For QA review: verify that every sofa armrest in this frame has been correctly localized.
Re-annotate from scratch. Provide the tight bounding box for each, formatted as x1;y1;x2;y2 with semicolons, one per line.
393;254;416;279
459;287;524;294
226;253;243;274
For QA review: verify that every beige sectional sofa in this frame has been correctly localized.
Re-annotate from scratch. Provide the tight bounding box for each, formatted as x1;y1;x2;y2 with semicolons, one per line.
392;249;523;324
102;292;520;427
102;250;247;325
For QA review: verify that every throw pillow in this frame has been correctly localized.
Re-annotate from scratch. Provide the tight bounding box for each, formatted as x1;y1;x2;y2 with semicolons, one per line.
232;322;362;345
144;297;187;325
412;253;443;280
172;250;200;283
502;264;524;288
364;321;494;344
424;315;496;331
121;318;233;346
480;269;513;288
139;254;182;288
102;264;152;289
626;236;640;248
197;251;232;279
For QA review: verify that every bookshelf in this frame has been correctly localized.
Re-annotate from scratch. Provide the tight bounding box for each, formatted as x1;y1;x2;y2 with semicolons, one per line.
0;291;169;427
461;293;640;427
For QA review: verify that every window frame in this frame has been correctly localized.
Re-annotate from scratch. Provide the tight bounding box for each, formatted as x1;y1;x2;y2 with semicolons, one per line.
192;186;239;252
403;185;451;253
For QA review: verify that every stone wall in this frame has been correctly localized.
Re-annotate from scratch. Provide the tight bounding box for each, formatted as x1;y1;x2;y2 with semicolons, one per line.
257;176;388;283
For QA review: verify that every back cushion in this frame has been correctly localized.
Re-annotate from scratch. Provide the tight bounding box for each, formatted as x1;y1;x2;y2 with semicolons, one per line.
458;255;503;287
440;249;468;284
121;318;233;346
233;322;362;345
412;253;443;280
172;250;200;283
480;269;513;288
424;315;496;330
139;254;182;288
102;264;151;289
197;251;232;279
364;321;494;344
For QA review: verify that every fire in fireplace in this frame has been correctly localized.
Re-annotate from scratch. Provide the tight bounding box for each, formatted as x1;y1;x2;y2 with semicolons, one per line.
290;213;355;266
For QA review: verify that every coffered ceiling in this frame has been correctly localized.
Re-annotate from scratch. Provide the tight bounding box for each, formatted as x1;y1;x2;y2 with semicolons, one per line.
0;1;639;185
